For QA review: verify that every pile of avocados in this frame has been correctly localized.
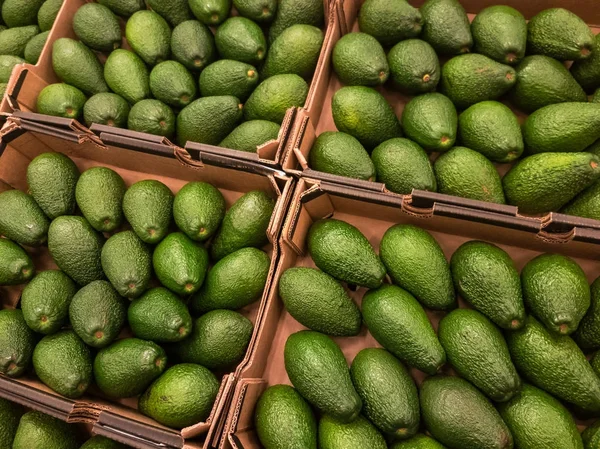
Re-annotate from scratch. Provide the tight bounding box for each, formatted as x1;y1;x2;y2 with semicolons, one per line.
256;218;600;449
33;0;325;151
0;151;276;430
309;0;600;219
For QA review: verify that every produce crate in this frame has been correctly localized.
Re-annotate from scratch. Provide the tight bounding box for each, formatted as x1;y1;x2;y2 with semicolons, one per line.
0;0;336;168
0;113;294;449
221;176;600;449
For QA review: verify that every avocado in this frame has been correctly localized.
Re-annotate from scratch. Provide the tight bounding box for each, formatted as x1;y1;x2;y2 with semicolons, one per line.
123;180;173;244
215;16;266;65
583;421;600;448
128;287;192;342
309;131;375;181
503;152;600;214
255;385;317;449
36;83;86;119
2;0;44;26
279;267;361;336
0;397;23;448
150;61;197;108
199;59;258;101
234;0;277;23
471;6;526;65
21;270;76;334
388;39;440;94
563;179;600;220
98;0;144;17
358;0;422;47
147;0;192;26
332;32;389;87
177;95;243;146
94;338;166;398
153;232;209;295
284;330;361;423
12;411;79;449
33;330;92;398
24;31;47;64
527;8;594;61
104;49;150;104
571;34;600;93
0;55;24;83
220;120;280;152
440;54;516;109
372;138;437;194
506;315;600;413
0;189;49;246
590;351;600;376
76;166;126;232
0;25;39;57
170;309;253;369
0;309;35;377
319;415;387;449
390;435;446;449
126;10;171;66
522;253;590;335
332;86;402;151
308;218;385;288
401;93;457;152
173;181;226;242
191;247;269;312
52;38;108;95
139;363;220;428
351;348;419;439
362;285;445;374
244;74;308;124
263;24;322;80
38;0;64;31
210;190;274;260
380;224;455;310
81;435;130;449
189;0;230;26
171;20;216;72
127;99;175;138
420;376;513;449
420;0;472;55
268;0;323;44
0;238;34;285
498;384;583;449
73;3;121;52
574;277;600;349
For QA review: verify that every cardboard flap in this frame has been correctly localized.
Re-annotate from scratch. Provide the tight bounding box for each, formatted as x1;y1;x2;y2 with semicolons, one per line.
186;141;261;164
410;190;519;216
226;379;267;449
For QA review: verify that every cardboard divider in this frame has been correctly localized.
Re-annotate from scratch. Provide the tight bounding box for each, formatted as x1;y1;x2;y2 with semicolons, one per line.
0;118;294;449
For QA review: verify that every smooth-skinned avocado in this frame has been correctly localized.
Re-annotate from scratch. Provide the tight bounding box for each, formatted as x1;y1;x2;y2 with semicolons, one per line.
471;6;527;64
319;415;387;449
215;16;266;65
244;74;308;124
36;83;86;119
234;0;277;23
268;0;323;44
104;49;150;104
12;411;80;449
173;181;226;242
52;38;108;95
127;99;176;138
149;60;197;108
309;131;375;181
126;10;171;66
0;189;49;246
332;32;389;87
73;3;121;52
171;20;216;72
76;166;126;232
83;92;131;128
189;0;231;26
219;120;280;152
420;0;472;55
0;309;36;377
0;238;34;285
358;0;422;47
401;93;457;152
575;276;600;350
388;39;440;94
199;59;258;101
123;179;173;244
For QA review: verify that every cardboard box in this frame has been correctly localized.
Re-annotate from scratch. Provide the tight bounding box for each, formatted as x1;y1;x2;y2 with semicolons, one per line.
0;0;335;168
0;113;294;449
222;176;600;449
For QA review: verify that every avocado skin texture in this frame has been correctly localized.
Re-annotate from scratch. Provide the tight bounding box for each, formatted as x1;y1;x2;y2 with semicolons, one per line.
191;247;269;313
332;32;389;87
189;0;231;26
402;93;457;152
0;189;49;246
388;39;439;94
97;0;144;17
2;0;44;27
52;38;108;95
450;241;524;329
362;285;446;374
123;179;173;244
420;0;472;55
332;86;402;151
38;0;64;31
139;363;220;428
76;166;126;232
12;411;80;449
522;253;590;335
263;24;323;79
0;25;39;57
81;435;130;449
471;6;526;65
503;152;600;214
171;309;253;370
149;61;197;108
441;54;516;109
458;101;523;162
319;415;387;449
562;179;600;220
372;138;436;194
284;330;362;423
215;17;266;65
421;376;513;449
358;0;422;47
268;0;323;44
200;59;258;102
128;99;175;138
527;8;594;61
33;330;92;398
350;348;419;439
0;397;23;448
37;83;87;119
84;93;130;128
220;120;280;152
583;421;600;447
308;218;385;289
27;152;79;219
21;270;77;334
571;34;600;93
498;384;583;449
575;277;600;349
244;74;308;124
126;10;171;66
234;0;277;23
173;181;225;242
177;95;242;146
104;49;150;104
390;434;446;449
24;31;48;64
0;309;35;377
380;224;455;310
0;238;34;285
73;3;121;52
439;309;521;402
147;0;192;26
171;20;216;72
255;385;317;449
210;190;274;260
506;315;600;413
0;54;24;83
309;131;375;181
279;267;361;336
94;338;166;398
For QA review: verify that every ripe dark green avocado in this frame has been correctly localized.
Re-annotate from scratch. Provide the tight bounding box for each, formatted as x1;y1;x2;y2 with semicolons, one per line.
83;93;131;128
332;32;389;87
401;93;457;152
471;6;527;65
0;189;49;246
388;39;440;94
309;131;375;181
0;309;36;377
319;415;387;449
12;411;80;449
574;276;600;349
127;99;176;138
149;61;198;108
189;0;230;25
0;238;34;285
420;0;472;55
234;0;277;23
171;20;217;72
76;166;126;232
571;34;600;93
215;16;267;65
358;0;422;47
